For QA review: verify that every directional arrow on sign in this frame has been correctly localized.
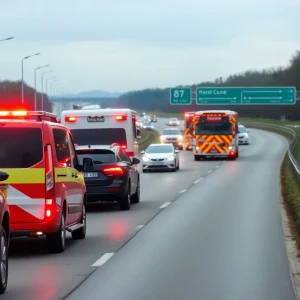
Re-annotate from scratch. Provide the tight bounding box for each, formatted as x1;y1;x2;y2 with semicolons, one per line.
244;90;283;94
198;97;237;100
247;97;282;100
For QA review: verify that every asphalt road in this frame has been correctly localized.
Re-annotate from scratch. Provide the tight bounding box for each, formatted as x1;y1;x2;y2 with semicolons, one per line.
4;119;295;300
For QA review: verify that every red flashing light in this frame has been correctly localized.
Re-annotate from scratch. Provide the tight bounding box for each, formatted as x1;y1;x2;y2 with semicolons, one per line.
229;150;235;156
102;167;124;175
0;110;28;117
65;116;76;122
115;114;127;121
121;145;126;149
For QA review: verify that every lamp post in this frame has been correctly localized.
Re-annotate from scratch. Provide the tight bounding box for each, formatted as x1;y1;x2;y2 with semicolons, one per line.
50;80;59;98
21;52;41;104
41;70;53;110
0;37;14;42
46;76;56;99
34;64;50;110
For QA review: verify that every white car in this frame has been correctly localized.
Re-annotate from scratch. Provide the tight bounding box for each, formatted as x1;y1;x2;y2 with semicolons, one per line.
142;121;154;130
141;144;180;172
238;125;250;145
166;118;180;126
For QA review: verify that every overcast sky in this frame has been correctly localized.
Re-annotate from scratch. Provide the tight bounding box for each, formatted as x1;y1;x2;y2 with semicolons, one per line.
0;0;299;94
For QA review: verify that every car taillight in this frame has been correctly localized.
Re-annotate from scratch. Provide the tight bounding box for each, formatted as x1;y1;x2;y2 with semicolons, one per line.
45;144;55;202
115;114;127;121
102;167;124;175
65;116;76;122
121;145;126;149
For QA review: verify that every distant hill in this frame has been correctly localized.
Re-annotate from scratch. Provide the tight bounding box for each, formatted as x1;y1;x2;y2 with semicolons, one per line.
59;90;121;98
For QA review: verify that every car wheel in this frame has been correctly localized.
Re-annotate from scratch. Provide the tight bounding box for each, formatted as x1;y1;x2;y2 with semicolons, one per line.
0;227;8;294
119;184;131;210
46;212;66;253
176;161;180;170
72;202;86;240
131;178;140;203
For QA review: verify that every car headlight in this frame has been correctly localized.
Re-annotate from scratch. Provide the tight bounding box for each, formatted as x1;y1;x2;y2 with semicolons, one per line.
143;156;150;161
167;155;174;161
160;136;165;140
178;136;183;140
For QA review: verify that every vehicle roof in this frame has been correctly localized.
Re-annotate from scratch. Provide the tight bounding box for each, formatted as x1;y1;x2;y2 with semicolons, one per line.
195;110;237;114
147;143;173;147
61;108;137;116
163;127;180;130
0;118;65;128
76;145;117;151
169;117;178;119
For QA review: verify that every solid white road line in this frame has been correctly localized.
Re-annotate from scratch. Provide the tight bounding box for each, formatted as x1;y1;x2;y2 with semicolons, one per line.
160;202;171;209
194;177;204;184
91;253;115;267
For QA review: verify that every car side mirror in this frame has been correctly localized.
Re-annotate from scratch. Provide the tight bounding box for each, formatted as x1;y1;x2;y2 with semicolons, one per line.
140;150;145;154
0;171;9;182
132;157;140;165
83;157;94;171
175;150;179;153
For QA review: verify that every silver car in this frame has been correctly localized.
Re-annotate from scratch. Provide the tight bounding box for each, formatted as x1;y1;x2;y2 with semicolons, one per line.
166;118;180;126
238;125;250;144
141;144;180;172
160;127;184;150
142;121;154;130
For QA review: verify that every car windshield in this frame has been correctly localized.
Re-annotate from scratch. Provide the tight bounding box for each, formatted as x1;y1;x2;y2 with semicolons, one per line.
77;149;115;164
146;145;173;153
144;121;151;125
163;129;181;135
238;126;247;133
170;118;178;121
195;122;233;135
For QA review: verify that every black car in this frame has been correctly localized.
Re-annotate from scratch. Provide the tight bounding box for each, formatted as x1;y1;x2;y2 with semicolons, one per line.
76;143;140;210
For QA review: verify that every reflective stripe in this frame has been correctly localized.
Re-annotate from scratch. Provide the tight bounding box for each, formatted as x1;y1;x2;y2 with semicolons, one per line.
0;168;45;184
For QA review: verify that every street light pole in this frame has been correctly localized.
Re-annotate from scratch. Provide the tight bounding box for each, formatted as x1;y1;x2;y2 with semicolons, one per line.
41;70;53;111
0;37;14;42
21;52;41;104
34;64;50;110
46;76;56;99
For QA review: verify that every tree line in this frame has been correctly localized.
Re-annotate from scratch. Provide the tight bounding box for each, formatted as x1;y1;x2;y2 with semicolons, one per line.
0;80;52;112
118;51;300;120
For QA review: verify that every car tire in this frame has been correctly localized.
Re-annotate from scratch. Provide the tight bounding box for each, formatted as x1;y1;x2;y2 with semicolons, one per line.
46;212;66;253
72;202;86;240
0;227;8;294
119;184;131;210
176;161;180;170
131;178;140;203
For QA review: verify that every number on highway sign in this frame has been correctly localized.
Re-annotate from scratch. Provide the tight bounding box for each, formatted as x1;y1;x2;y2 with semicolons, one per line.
170;88;191;105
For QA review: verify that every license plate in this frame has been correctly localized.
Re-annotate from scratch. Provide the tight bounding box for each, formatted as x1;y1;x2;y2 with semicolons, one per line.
84;172;98;178
152;161;162;166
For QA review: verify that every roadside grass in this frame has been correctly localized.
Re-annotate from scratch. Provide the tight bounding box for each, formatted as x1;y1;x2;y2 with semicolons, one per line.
138;128;159;151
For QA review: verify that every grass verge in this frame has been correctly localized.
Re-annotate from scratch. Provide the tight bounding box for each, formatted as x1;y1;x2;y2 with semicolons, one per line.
138;129;159;152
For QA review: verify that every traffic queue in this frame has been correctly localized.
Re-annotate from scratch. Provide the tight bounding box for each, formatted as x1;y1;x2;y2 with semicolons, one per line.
0;107;250;294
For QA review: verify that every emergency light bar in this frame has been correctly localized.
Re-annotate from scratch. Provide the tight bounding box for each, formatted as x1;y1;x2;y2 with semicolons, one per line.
0;110;59;122
110;143;127;149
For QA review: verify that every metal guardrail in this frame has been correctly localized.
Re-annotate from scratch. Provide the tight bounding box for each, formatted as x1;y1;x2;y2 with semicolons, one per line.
244;122;300;176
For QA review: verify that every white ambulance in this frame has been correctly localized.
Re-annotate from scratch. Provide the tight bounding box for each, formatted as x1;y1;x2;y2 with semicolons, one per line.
60;108;139;159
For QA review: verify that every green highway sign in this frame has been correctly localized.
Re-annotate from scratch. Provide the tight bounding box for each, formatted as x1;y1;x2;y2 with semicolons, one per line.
196;87;296;105
170;88;192;105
